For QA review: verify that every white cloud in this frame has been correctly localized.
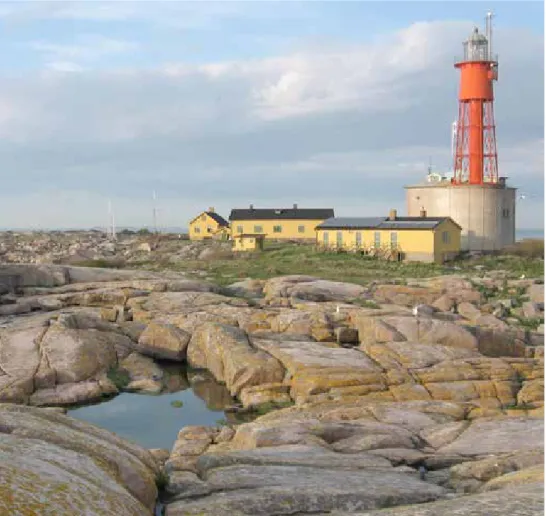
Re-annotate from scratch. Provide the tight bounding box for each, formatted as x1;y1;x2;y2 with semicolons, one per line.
0;20;542;229
28;35;139;70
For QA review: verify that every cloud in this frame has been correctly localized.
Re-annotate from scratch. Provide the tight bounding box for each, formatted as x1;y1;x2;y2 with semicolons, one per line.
27;35;139;71
0;20;542;229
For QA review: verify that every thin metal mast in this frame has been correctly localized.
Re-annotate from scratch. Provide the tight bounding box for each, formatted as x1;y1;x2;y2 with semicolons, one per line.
152;190;158;234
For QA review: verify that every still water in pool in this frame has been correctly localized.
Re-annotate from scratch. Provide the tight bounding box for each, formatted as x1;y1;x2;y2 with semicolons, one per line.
68;366;236;450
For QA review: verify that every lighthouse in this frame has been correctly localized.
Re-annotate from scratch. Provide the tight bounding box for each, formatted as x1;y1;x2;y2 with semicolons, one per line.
405;12;516;252
453;12;499;185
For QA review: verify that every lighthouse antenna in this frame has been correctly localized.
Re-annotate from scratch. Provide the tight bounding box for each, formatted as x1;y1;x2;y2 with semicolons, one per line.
486;11;493;60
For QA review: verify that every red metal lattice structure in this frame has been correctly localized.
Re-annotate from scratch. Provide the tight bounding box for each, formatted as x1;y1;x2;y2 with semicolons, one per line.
453;14;499;185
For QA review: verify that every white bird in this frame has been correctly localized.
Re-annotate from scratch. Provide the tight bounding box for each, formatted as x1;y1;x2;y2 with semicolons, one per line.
336;305;340;314
520;274;526;280
412;306;419;317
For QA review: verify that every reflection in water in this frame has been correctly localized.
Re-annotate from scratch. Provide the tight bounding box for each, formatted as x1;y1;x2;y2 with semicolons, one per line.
187;369;235;411
69;363;238;450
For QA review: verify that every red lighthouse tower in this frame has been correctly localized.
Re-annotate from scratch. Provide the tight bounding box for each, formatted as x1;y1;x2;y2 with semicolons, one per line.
453;12;499;184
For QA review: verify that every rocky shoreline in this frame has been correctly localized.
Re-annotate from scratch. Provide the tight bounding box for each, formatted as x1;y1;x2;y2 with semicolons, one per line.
0;264;543;515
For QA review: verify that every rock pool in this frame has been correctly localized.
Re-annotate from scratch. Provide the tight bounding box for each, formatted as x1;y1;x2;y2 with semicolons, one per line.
69;365;237;450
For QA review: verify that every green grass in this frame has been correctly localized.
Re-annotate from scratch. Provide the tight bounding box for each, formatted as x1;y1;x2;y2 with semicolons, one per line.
74;258;126;269
131;243;543;287
155;470;169;491
106;367;131;390
351;299;381;309
248;400;295;416
514;316;544;331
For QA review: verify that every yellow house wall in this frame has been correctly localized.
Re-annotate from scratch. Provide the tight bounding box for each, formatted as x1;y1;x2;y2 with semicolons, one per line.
316;224;461;263
231;219;325;240
316;228;433;253
189;213;227;241
433;220;462;262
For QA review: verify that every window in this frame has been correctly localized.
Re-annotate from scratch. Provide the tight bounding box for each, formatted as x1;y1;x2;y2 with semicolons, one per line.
273;225;282;233
355;232;362;247
336;231;343;246
374;231;381;247
254;225;263;233
236;225;243;234
201;215;207;221
390;232;398;248
442;231;450;244
194;227;201;233
298;225;305;233
502;208;510;218
207;226;212;233
323;232;329;244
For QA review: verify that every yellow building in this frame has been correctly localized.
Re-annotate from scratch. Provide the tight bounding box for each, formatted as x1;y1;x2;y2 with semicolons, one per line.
315;209;461;263
232;233;266;252
229;205;334;241
188;208;230;241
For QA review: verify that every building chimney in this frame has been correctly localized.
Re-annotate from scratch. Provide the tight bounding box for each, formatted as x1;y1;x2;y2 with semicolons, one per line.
208;207;215;213
420;206;427;218
249;204;254;210
389;209;397;221
293;203;298;210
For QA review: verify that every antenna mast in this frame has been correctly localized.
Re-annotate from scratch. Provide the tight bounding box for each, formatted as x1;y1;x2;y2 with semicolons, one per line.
108;199;116;240
152;190;158;234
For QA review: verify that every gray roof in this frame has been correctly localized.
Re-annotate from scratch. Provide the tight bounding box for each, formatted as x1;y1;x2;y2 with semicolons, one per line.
316;216;458;230
230;208;334;221
317;217;387;229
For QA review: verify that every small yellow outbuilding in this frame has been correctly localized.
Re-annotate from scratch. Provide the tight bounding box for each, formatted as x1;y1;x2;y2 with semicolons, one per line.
188;208;230;241
232;233;266;252
315;209;461;263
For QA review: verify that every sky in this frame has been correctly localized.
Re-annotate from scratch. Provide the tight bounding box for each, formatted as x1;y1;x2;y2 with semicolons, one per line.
0;0;543;230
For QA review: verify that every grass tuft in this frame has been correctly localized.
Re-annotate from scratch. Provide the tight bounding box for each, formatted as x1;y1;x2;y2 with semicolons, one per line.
106;367;131;390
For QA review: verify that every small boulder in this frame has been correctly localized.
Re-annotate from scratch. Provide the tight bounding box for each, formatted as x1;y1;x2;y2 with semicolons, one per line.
137;322;191;361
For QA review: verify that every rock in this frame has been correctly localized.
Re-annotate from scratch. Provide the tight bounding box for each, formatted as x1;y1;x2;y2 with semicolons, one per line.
517;379;544;406
252;337;384;403
269;309;334;342
335;326;359;344
522;301;542;319
137;322;191;361
225;279;265;299
0;403;158;512
326;482;543;515
0;302;33;316
419;421;469;449
373;285;442;307
529;284;544;304
29;377;117;406
40;323;118;384
101;306;119;322
355;315;478;351
239;383;292;408
457;302;482;321
432;295;455;313
188;323;285;397
165;464;446;515
437;416;544;456
482;464;544;492
0;264;68;288
475;328;527;357
137;242;152;253
214;426;235;443
197;445;393;474
121;352;164;393
449;450;543;489
149;448;170;466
